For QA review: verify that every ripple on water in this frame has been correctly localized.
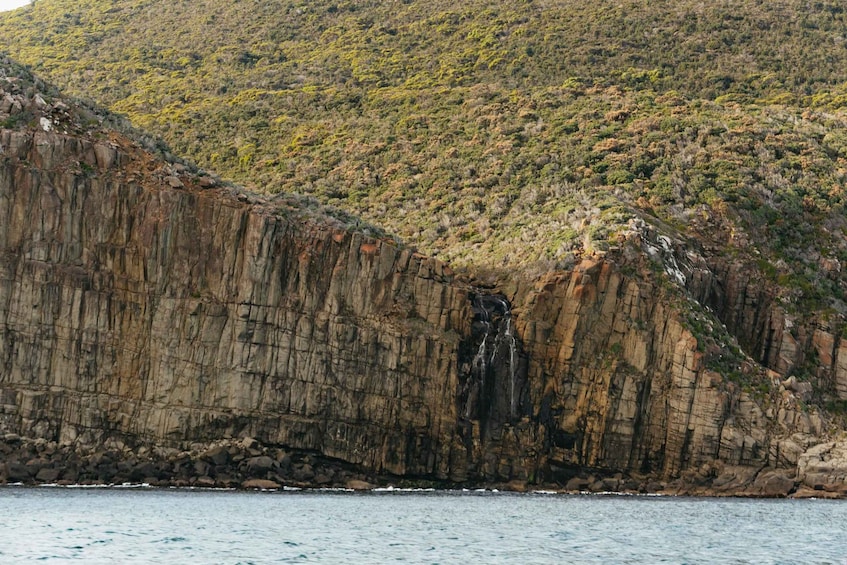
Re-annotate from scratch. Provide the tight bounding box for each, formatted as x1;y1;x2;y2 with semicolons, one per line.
0;489;846;563
156;536;188;544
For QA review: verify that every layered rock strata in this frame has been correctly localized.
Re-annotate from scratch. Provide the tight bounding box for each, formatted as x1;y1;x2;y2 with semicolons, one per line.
1;76;846;496
0;126;477;480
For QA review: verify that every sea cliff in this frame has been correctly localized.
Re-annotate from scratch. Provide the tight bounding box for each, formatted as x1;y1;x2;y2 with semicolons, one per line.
1;63;846;497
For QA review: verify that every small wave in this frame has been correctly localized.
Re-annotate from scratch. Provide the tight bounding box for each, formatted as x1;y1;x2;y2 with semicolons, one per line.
372;486;436;493
315;487;355;493
167;485;237;491
457;488;502;494
456;487;498;493
279;554;309;562
48;482;153;489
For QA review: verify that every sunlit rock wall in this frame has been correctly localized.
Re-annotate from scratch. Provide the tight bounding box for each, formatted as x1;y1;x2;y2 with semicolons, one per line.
0;121;837;493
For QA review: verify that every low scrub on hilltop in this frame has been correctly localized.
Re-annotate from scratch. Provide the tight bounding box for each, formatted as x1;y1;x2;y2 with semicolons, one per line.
1;0;847;298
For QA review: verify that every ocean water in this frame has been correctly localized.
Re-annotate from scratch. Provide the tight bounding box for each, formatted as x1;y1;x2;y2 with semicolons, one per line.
0;487;845;564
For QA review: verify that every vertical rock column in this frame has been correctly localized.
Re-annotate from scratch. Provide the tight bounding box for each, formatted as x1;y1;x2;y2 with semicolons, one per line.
0;130;478;480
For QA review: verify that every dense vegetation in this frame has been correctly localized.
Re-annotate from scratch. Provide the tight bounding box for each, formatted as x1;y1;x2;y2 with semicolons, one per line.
2;0;847;292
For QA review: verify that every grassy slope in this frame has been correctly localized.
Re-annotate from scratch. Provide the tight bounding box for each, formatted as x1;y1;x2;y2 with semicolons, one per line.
1;0;847;292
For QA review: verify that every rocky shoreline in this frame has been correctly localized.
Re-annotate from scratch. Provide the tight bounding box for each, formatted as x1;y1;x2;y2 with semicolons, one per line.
0;434;380;492
1;434;842;499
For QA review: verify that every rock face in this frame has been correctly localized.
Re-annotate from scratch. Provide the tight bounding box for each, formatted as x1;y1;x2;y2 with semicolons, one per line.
505;258;831;490
0;68;845;495
0;124;475;480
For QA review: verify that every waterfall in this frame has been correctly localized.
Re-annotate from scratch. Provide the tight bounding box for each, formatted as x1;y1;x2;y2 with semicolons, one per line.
468;299;490;419
505;314;516;419
485;296;518;419
460;293;524;432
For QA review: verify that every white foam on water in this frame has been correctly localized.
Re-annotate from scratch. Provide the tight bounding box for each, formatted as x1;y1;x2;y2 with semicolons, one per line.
372;486;436;493
315;487;355;493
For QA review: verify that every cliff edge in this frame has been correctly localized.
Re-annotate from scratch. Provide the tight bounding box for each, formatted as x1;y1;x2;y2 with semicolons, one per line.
1;58;846;496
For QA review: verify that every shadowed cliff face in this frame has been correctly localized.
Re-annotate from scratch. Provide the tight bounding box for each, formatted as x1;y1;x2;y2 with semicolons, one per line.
1;72;846;495
458;295;529;437
515;263;775;477
689;256;847;403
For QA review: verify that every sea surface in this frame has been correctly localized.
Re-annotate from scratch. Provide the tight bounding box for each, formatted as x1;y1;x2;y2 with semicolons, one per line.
0;486;845;564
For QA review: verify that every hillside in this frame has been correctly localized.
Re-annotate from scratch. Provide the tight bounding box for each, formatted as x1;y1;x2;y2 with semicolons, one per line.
3;1;847;494
1;0;847;274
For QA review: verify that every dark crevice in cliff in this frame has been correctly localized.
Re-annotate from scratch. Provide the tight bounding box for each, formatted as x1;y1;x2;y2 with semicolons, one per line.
629;378;653;473
457;293;528;447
